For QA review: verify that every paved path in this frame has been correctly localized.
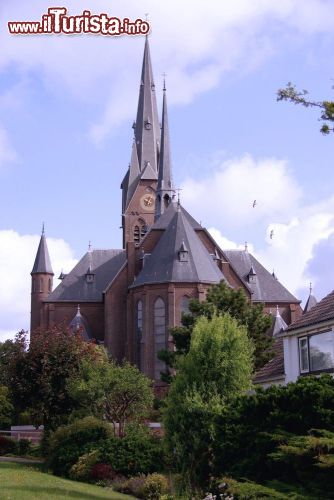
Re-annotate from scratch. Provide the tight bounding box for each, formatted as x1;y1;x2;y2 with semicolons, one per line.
0;456;44;464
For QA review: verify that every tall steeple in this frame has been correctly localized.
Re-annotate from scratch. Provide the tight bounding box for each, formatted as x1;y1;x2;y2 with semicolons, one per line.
30;225;54;335
134;37;160;175
155;82;175;220
121;38;160;249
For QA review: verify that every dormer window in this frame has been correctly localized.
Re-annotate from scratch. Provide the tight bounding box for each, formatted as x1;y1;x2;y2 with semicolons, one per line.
248;265;257;284
179;241;189;262
85;267;95;283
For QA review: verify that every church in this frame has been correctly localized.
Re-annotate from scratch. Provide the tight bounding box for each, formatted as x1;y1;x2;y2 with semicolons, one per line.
30;38;302;383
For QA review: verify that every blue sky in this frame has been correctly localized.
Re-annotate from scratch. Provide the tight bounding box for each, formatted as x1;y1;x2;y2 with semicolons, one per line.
1;0;334;340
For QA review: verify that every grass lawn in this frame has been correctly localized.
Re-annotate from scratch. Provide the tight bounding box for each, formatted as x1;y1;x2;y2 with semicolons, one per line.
0;462;134;499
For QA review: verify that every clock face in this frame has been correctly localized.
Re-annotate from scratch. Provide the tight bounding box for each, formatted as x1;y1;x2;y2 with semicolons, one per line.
140;194;155;210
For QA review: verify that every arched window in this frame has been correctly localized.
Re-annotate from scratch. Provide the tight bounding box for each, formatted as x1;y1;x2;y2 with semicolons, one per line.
39;278;43;293
48;278;52;293
135;300;143;370
134;225;140;244
163;194;170;209
180;296;190;320
154;297;166;380
140;224;147;239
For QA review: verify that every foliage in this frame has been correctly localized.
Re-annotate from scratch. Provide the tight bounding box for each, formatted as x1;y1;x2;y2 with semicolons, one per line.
0;385;13;429
213;375;334;484
68;360;153;437
164;314;254;493
0;435;17;455
0;462;134;499
69;449;100;481
90;462;116;482
277;82;334;135
48;416;113;476
218;477;290;499
99;423;164;477
159;281;272;381
143;473;169;500
17;439;32;456
0;327;106;431
113;475;146;497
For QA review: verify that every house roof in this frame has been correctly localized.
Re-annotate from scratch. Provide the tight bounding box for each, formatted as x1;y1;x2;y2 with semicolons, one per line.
253;337;285;383
132;203;225;287
46;249;126;302
286;289;334;333
223;250;300;303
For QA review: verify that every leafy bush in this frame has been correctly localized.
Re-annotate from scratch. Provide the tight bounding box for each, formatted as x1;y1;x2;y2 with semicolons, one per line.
99;424;164;476
17;438;31;456
214;375;334;481
48;417;113;476
90;463;116;482
69;450;100;481
113;475;146;497
143;473;169;499
219;477;289;499
0;435;17;455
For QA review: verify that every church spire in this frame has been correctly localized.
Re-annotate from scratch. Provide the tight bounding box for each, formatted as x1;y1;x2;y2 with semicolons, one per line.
31;224;53;275
155;84;175;220
134;37;160;175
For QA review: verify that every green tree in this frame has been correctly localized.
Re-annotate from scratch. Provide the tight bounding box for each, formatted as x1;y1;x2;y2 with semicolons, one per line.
159;280;272;381
69;360;153;437
277;82;334;134
2;327;105;431
164;314;254;493
0;385;13;429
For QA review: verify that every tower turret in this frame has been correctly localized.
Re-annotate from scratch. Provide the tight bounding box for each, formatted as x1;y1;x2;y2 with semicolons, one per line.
155;81;175;220
30;224;54;335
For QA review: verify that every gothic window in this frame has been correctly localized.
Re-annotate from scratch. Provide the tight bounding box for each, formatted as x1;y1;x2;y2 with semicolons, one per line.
135;300;143;370
140;224;148;239
180;296;190;320
163;194;170;209
154;297;166;380
134;225;140;244
39;278;43;292
48;279;52;293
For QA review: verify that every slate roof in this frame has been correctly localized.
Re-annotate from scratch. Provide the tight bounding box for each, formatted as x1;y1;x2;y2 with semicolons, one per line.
152;201;202;230
253;337;285;383
303;292;317;314
69;305;91;340
132;204;225;287
31;233;53;275
223;250;300;303
286;290;334;333
46;249;126;302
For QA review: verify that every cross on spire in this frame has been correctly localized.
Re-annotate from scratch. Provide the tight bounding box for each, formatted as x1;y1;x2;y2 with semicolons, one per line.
162;72;167;91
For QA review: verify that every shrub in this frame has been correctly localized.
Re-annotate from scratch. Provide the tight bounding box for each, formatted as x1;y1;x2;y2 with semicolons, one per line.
90;463;116;482
99;424;164;476
113;475;146;497
0;435;17;455
48;417;113;476
143;473;169;500
17;438;31;456
69;450;100;481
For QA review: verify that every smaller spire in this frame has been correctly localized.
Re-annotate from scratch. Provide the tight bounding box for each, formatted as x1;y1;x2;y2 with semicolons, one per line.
31;226;53;275
272;305;288;337
303;282;317;314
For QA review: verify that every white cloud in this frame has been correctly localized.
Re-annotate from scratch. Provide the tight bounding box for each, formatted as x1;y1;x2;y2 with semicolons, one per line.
189;153;334;303
1;0;334;142
182;154;302;231
0;125;17;171
0;230;77;342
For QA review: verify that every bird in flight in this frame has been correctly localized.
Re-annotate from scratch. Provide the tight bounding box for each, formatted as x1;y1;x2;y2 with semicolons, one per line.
270;229;274;239
252;200;257;208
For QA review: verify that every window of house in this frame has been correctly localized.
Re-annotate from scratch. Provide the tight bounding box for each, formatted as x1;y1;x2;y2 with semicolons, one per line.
180;296;190;320
135;300;143;370
154;297;166;380
298;331;334;374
